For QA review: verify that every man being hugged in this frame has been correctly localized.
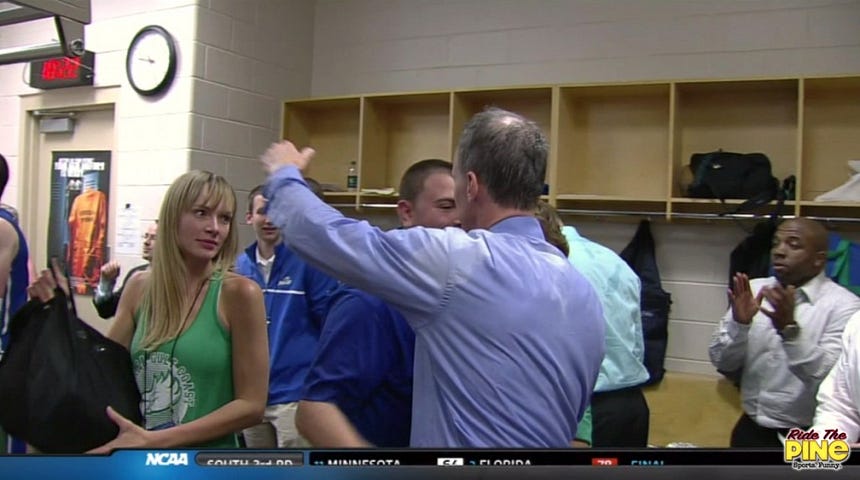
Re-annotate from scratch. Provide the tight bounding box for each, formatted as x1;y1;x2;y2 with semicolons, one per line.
260;108;605;447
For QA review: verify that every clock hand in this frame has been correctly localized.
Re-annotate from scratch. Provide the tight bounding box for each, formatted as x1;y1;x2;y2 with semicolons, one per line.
137;57;155;64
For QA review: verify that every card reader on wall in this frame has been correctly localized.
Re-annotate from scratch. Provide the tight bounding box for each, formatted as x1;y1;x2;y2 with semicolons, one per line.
39;117;75;134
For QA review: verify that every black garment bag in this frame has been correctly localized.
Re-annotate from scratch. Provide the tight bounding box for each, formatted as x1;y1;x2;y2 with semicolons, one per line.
620;220;672;386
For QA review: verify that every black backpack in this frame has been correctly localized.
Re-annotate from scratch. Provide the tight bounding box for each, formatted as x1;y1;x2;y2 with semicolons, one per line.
620;220;672;386
687;151;779;203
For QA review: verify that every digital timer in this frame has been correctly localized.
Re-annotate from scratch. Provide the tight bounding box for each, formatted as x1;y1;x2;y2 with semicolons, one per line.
41;57;81;81
29;51;95;90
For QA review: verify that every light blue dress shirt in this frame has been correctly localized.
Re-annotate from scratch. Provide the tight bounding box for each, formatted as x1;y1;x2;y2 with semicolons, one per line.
265;166;605;447
563;226;649;391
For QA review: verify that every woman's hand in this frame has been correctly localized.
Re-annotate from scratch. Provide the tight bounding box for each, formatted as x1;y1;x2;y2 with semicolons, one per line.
88;406;153;454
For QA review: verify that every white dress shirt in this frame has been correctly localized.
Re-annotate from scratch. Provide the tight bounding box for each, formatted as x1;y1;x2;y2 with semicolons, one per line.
813;311;860;442
709;272;860;429
256;247;275;284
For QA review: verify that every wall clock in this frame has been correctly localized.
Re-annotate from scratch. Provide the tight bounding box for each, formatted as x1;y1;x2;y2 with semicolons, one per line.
126;25;177;96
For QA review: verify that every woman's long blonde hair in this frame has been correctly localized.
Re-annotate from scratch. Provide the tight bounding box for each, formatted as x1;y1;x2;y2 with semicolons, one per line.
139;170;239;350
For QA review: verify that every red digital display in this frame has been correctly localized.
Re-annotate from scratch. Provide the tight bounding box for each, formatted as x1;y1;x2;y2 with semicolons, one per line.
29;51;95;89
40;57;82;81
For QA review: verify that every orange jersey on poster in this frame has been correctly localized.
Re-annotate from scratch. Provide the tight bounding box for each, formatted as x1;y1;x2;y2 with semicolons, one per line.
67;188;107;288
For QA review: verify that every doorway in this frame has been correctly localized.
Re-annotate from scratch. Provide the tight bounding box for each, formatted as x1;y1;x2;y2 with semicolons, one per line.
21;89;118;333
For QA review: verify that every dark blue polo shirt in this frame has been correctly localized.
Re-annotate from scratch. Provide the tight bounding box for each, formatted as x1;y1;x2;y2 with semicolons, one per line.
302;288;414;447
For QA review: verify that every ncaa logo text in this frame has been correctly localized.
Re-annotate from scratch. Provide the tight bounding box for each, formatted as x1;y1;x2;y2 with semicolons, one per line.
783;428;851;471
145;452;189;466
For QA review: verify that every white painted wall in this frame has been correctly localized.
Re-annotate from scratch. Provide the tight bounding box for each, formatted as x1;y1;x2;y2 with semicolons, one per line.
309;0;860;375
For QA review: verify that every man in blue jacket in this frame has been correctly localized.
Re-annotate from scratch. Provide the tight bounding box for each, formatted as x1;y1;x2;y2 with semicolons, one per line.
236;184;339;447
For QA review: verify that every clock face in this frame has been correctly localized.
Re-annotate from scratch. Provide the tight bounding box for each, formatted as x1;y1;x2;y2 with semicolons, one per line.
126;26;177;96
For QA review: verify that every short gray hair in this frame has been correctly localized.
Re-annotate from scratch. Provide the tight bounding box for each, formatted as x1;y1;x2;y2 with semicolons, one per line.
455;107;547;211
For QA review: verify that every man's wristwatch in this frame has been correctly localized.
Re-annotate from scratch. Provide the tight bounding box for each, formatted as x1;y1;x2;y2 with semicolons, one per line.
778;323;801;341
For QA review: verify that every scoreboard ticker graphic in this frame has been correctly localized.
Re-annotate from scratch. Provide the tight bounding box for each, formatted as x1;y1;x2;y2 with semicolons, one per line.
0;449;856;479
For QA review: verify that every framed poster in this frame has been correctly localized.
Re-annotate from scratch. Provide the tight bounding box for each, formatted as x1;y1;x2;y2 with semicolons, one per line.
47;151;111;295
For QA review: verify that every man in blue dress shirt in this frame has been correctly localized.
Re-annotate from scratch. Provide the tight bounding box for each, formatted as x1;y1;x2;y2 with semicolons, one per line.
260;107;605;447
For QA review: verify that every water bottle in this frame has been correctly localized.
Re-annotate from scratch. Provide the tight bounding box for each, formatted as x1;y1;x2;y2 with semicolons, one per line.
347;161;358;192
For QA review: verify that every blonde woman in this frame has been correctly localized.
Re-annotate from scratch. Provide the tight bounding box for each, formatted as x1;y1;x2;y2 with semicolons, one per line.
29;170;269;450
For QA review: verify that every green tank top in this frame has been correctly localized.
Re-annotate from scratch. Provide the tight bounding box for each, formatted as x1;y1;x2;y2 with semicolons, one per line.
131;272;237;448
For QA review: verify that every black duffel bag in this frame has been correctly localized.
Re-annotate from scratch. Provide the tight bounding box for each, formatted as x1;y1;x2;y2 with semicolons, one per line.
686;151;779;201
0;274;142;453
